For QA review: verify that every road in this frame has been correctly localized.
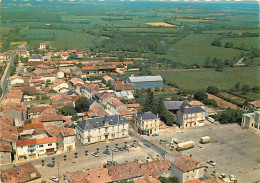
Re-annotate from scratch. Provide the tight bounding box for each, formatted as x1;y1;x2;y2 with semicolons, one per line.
0;55;14;99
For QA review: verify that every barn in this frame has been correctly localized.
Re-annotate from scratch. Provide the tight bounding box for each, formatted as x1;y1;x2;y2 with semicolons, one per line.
126;75;163;89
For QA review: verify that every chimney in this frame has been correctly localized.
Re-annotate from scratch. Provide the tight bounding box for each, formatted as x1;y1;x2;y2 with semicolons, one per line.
30;172;37;179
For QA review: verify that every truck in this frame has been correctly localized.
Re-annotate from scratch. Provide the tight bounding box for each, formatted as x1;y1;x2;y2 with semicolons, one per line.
200;136;211;144
170;138;180;148
176;141;194;151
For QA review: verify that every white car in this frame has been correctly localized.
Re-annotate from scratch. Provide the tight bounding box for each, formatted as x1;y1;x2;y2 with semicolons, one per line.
229;175;235;181
112;148;119;152
207;160;216;166
50;176;59;182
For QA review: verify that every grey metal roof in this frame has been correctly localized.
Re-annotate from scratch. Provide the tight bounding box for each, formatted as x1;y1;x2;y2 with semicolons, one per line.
127;75;163;83
137;111;159;121
182;106;205;114
164;101;184;110
31;54;42;59
77;115;127;131
88;98;95;105
17;45;27;49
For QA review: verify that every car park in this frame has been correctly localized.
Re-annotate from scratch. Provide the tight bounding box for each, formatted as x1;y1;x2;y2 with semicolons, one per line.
50;176;59;182
103;150;110;155
112;148;119;152
152;133;159;136
123;146;129;151
91;152;99;157
47;163;54;168
106;161;118;166
207;160;216;166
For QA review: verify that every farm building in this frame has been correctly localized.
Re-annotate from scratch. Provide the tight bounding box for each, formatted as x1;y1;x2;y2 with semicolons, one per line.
126;75;163;89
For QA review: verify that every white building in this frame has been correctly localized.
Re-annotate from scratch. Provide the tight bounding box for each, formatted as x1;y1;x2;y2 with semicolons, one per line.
177;105;206;128
60;128;76;152
165;154;205;183
51;81;69;93
39;43;46;50
80;84;99;99
76;115;129;145
16;137;57;162
10;76;24;85
135;111;160;135
241;111;260;130
53;68;65;79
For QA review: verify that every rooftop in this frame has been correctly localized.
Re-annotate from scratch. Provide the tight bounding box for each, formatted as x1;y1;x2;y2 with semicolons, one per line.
137;111;159;121
1;163;41;183
128;75;163;83
77;115;127;131
165;153;204;172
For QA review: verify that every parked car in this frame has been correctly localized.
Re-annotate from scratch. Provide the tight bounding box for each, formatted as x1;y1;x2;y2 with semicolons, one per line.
112;148;119;152
130;143;137;148
207;160;216;166
152;133;159;136
106;161;118;166
91;152;99;157
103;150;110;155
230;175;235;181
118;147;124;151
47;163;54;168
123;146;129;151
50;176;59;182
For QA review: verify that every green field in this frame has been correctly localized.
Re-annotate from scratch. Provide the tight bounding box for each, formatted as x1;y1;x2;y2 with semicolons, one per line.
163;33;245;65
221;37;259;48
23;29;100;50
153;67;260;90
235;91;260;101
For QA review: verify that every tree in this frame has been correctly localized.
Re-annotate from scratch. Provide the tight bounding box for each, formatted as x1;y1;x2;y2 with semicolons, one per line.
204;56;212;68
215;60;224;72
106;80;115;90
194;91;208;101
71;113;79;121
74;152;78;158
215;108;242;124
241;84;250;94
234;82;241;91
143;89;155;113
41;94;49;100
211;39;221;47
120;98;127;104
64;155;67;161
158;176;180;183
41;160;45;166
75;97;90;113
21;57;28;64
59;106;77;116
207;86;219;95
24;119;32;125
252;86;260;93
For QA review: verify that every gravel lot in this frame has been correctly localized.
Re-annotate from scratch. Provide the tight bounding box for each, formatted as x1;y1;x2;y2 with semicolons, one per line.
145;123;260;183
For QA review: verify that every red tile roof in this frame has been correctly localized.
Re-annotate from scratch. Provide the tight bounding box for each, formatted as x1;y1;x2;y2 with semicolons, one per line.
82;66;98;70
44;126;61;137
248;100;260;108
1;163;41;183
52;102;74;109
115;83;134;91
24;122;44;130
0;144;12;152
165;154;204;172
141;160;170;176
60;128;75;137
185;179;201;183
107;98;124;108
103;75;114;82
28;106;49;114
125;103;140;108
66;168;112;183
16;137;56;146
69;77;84;84
83;84;99;91
108;161;143;182
199;178;223;183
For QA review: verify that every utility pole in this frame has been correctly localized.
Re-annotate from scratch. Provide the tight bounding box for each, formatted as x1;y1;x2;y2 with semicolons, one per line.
58;162;60;183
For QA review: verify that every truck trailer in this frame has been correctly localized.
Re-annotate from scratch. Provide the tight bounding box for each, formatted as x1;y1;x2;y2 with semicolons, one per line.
176;141;194;151
200;136;211;144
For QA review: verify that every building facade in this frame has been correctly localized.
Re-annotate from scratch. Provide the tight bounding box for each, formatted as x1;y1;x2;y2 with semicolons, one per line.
135;111;160;135
177;106;206;128
76;115;129;145
16;137;57;162
241;111;260;130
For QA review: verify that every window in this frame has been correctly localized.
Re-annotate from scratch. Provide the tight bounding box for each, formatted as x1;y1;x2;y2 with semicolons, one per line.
48;143;52;146
39;145;44;148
